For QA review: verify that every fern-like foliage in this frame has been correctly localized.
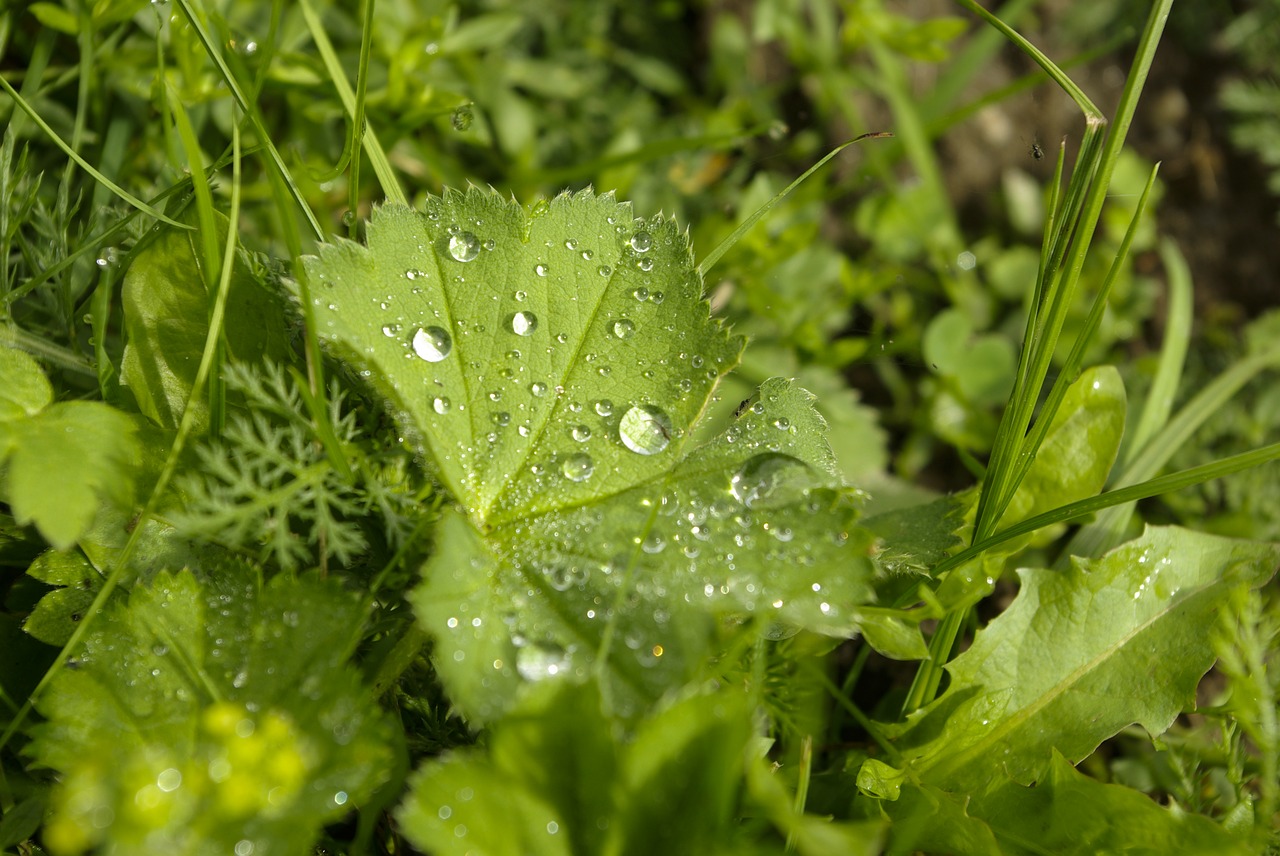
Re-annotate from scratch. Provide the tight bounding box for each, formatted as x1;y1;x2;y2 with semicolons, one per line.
171;361;424;573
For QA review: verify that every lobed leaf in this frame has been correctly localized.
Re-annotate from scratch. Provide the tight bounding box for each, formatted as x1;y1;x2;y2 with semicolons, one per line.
0;365;142;548
299;190;876;721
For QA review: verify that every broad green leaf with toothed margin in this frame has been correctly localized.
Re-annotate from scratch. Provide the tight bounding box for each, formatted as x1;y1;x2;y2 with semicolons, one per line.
28;568;396;856
877;525;1280;792
299;189;876;721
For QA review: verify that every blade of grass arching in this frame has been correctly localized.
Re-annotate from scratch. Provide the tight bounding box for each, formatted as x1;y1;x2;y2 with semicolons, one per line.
0;76;189;231
993;0;1173;530
920;0;1039;122
696;132;892;278
954;0;1101;116
0;120;248;757
924;33;1128;140
297;0;407;208
1008;162;1160;495
1126;237;1192;462
931;440;1280;580
169;87;228;435
1058;342;1280;565
171;0;325;240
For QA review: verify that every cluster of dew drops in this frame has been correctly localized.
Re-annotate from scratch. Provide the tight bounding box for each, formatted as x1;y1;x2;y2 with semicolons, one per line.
387;216;692;488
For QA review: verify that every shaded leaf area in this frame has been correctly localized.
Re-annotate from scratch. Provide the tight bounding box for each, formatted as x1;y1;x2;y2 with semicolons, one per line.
876;526;1280;793
120;210;289;432
300;191;876;721
27;569;396;856
0;346;141;549
864;753;1252;855
397;678;882;856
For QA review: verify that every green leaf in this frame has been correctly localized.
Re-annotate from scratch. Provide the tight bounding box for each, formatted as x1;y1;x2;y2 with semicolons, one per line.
121;215;289;430
28;568;396;856
300;190;876;721
1003;364;1126;527
968;752;1254;855
0;346;53;420
22;549;104;646
0;401;142;549
396;679;759;856
889;526;1280;791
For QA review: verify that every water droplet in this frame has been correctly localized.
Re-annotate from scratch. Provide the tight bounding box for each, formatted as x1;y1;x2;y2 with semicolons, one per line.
594;399;614;417
514;290;528;301
633;287;649;302
433;397;451;414
619;405;673;455
509;311;538;336
535;263;550;276
492;411;511;427
630;231;652;253
381;323;402;337
412;326;452;362
571;424;591;442
637;257;654;272
598;265;612;277
447;232;480;263
641;533;666;554
730;453;813;508
773;417;791;430
612;319;636;339
451;104;473;131
650;291;665;304
562;452;594;482
531;382;548;397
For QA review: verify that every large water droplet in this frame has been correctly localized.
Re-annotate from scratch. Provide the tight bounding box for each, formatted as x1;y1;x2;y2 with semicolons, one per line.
594;399;614;417
412;326;452;362
612;319;636;339
571;425;591;442
619;405;673;455
630;231;652;253
509;311;538;336
562;452;594;482
447;231;480;262
730;453;814;508
433;397;451;414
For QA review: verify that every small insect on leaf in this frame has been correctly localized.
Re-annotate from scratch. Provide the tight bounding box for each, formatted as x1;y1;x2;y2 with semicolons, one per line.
1030;141;1044;160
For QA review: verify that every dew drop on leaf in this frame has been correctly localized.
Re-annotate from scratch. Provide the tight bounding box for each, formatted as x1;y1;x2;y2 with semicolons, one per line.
629;231;652;253
447;232;480;262
535;263;550;277
562;452;595;482
594;399;614;417
433;397;451;414
612;319;636;339
508;311;538;336
412;326;452;362
571;424;591;442
530;381;548;397
730;453;812;508
619;404;672;455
